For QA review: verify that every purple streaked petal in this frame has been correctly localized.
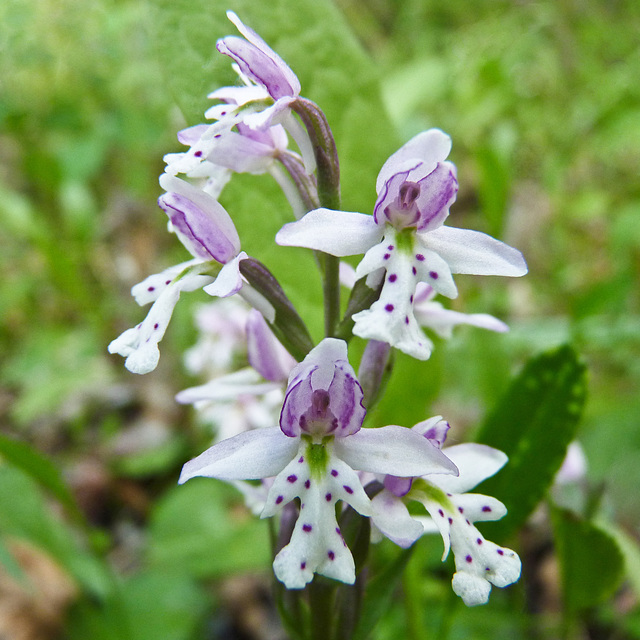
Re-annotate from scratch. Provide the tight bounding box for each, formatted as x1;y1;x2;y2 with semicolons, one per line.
276;209;382;257
421;226;528;277
221;11;301;99
246;309;296;382
376;129;452;193
335;425;458;477
159;174;240;262
178;426;298;483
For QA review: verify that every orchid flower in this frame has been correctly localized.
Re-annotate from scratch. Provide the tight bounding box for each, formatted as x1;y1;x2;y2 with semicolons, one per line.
277;129;527;360
179;338;458;589
109;174;263;374
370;417;521;606
177;308;296;441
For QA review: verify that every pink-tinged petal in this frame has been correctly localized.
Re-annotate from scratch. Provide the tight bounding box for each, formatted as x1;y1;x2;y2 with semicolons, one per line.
276;209;382;257
335;425;458;477
159;174;240;262
177;124;209;146
383;475;413;497
371;491;424;548
430;444;508;494
246;309;296;382
421;226;528;277
376;129;452;193
207;84;269;106
175;368;280;404
203;130;278;174
178;427;298;483
203;252;246;298
220;11;300;99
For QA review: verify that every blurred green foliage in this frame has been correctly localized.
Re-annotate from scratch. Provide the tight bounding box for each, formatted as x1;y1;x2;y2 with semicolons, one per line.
1;0;640;637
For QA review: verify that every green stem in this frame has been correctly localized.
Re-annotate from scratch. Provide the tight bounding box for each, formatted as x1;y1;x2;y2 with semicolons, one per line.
309;579;336;640
323;254;340;337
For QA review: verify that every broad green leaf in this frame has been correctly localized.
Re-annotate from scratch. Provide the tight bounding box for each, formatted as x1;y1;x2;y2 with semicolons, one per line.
68;569;208;640
603;521;640;599
0;465;111;598
0;433;84;522
148;478;270;577
351;548;413;640
474;345;587;540
551;506;625;612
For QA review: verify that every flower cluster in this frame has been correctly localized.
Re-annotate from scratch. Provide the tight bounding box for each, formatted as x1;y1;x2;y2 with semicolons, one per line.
109;10;526;610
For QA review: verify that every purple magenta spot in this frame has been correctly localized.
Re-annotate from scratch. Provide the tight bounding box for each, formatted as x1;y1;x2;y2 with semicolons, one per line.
466;519;471;525
343;485;354;494
387;245;394;250
482;506;492;513
298;456;304;463
485;567;491;572
165;280;171;285
275;495;284;505
154;323;159;330
458;507;464;514
404;316;410;325
438;509;445;518
410;295;414;303
303;524;312;533
325;493;332;501
448;517;453;524
385;304;394;312
429;271;438;280
412;267;417;276
327;550;335;561
466;555;473;563
331;470;338;477
301;562;306;570
497;549;505;556
214;134;222;139
287;475;297;483
335;527;341;535
477;538;483;545
194;150;202;157
416;254;425;261
388;274;397;283
383;253;390;260
304;479;311;489
147;286;155;292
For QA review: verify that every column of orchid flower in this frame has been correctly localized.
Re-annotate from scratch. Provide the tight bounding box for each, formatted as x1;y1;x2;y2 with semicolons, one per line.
109;10;527;638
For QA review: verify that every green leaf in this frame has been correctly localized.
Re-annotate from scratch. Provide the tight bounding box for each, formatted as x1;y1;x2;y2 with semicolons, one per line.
0;465;111;598
351;548;414;640
551;506;625;613
148;478;270;578
68;569;209;640
474;345;587;540
0;433;84;522
603;521;640;600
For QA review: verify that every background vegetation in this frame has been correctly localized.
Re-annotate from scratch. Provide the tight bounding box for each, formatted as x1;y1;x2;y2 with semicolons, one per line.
1;0;639;638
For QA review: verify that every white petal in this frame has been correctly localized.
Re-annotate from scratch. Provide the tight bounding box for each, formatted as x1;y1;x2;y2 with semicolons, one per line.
430;444;508;494
178;427;297;482
130;260;202;305
335;425;458;477
371;491;424;548
422;226;528;276
412;245;458;299
414;302;509;339
451;572;492;606
276;209;382;257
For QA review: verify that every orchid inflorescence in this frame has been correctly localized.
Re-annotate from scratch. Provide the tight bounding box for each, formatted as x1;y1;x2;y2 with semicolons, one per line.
109;9;526;614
